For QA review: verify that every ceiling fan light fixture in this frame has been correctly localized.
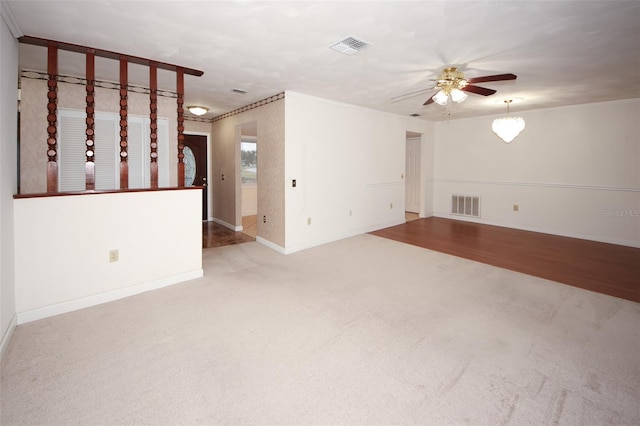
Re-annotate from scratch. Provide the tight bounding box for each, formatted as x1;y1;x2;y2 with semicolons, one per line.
187;106;209;116
432;90;449;106
492;100;525;143
450;89;467;103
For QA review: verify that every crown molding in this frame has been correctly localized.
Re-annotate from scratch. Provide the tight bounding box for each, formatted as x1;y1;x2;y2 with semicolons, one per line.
0;1;23;38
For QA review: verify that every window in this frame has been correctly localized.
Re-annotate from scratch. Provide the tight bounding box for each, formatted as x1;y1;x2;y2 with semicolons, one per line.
57;109;169;191
241;139;257;185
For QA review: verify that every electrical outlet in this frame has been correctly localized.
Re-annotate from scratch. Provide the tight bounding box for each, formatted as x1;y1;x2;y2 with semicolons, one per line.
292;179;296;187
513;204;519;212
263;215;267;223
307;217;311;225
109;249;119;263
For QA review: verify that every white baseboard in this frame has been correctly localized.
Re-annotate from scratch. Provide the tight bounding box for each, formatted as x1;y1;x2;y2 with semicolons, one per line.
212;217;242;232
281;218;406;255
256;236;286;254
0;314;17;360
16;269;204;325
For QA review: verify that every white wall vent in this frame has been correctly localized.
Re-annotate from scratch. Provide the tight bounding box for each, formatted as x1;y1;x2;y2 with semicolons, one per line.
451;195;480;218
329;36;370;55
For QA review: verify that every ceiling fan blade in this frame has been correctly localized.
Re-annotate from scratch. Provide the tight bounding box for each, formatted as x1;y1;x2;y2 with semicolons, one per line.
390;87;435;103
466;73;517;84
462;85;497;96
423;96;436;106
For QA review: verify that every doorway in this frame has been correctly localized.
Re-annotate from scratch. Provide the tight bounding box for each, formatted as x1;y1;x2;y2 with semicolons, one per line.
240;122;257;237
184;134;208;221
405;132;422;221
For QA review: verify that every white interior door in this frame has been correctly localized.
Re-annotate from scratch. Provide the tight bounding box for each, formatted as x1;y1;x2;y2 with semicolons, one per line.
405;137;421;213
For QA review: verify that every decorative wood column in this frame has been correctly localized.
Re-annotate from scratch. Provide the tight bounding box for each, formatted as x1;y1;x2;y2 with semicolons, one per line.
20;36;204;193
119;57;129;189
46;43;58;193
149;64;159;188
176;68;185;187
85;50;96;190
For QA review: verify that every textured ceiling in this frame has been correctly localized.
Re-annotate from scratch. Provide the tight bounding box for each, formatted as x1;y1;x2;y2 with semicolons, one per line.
5;1;640;121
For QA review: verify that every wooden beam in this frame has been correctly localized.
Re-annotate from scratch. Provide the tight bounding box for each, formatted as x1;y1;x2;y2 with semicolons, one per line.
19;35;204;77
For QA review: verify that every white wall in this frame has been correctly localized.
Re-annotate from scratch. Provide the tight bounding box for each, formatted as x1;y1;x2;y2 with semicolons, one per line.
284;91;432;253
434;99;640;247
14;189;203;323
0;8;18;357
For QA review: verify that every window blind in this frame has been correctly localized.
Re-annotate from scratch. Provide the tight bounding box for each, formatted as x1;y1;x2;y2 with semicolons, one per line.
58;109;169;192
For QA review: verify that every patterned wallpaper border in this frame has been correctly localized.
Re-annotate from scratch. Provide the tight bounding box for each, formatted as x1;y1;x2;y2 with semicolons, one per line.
19;69;211;123
20;69;178;98
212;92;285;122
20;70;284;124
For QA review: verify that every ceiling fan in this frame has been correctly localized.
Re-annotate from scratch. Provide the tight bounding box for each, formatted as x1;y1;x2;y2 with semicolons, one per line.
392;67;517;106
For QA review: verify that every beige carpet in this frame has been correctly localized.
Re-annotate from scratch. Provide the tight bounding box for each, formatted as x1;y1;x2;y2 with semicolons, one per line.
2;234;639;425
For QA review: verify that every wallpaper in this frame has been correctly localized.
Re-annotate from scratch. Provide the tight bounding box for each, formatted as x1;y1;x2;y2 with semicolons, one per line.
20;75;286;247
211;98;285;247
19;78;182;192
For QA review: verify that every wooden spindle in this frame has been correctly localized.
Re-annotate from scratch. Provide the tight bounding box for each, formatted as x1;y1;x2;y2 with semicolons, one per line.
149;63;158;188
176;68;185;187
85;50;96;190
119;57;128;189
19;36;205;193
46;43;58;193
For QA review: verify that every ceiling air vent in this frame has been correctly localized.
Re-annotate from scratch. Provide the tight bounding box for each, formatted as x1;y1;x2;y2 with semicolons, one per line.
329;36;370;55
231;88;247;94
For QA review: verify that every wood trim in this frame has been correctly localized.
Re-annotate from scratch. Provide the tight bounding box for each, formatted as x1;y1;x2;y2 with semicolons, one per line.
149;64;158;188
21;35;205;194
119;57;128;189
85;50;96;190
176;68;185;187
46;43;58;193
14;186;204;199
19;35;203;77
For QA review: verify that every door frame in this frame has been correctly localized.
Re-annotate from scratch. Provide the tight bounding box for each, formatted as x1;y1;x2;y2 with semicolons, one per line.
184;131;212;221
405;132;424;218
237;121;258;234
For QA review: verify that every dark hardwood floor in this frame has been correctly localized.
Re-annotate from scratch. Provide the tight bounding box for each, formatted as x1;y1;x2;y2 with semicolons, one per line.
371;217;640;303
202;221;255;248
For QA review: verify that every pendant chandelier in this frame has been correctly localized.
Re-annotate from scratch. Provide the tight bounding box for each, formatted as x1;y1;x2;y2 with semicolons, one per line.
492;100;525;143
